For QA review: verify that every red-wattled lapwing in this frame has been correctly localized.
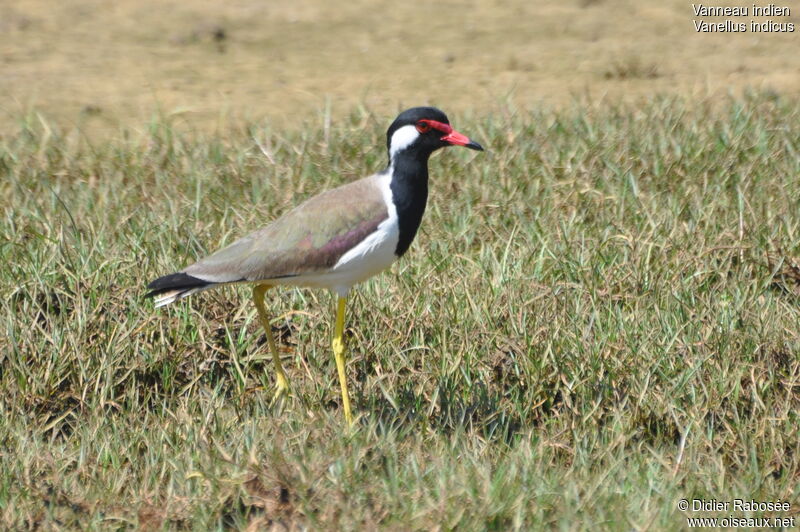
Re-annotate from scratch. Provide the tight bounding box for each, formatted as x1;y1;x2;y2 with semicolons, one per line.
146;107;483;424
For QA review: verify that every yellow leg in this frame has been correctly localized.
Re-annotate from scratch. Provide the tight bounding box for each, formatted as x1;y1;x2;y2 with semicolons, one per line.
332;296;353;425
252;284;290;398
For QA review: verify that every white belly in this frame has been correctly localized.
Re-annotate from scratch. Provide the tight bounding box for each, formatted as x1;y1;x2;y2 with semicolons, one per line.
272;215;398;296
273;173;400;297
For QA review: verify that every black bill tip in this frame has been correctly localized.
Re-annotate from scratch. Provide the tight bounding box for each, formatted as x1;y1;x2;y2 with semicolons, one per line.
465;140;484;151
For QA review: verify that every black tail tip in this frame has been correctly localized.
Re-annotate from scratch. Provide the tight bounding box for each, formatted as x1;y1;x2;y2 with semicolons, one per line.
146;272;210;298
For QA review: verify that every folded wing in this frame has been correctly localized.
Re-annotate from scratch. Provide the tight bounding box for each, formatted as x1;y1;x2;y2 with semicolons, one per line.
184;175;389;284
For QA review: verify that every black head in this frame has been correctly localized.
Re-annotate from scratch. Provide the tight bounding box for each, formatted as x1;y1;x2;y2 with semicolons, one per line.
386;106;483;162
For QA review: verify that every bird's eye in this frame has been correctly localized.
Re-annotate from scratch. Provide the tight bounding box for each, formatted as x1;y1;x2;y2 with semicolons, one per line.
416;121;431;133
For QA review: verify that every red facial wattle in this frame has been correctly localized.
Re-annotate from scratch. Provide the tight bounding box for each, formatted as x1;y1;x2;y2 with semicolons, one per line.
417;119;484;151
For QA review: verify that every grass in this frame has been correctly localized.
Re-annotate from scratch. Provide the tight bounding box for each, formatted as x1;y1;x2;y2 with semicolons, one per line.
2;94;800;529
4;0;800;137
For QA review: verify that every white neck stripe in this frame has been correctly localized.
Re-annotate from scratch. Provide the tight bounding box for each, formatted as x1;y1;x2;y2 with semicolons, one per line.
389;125;419;160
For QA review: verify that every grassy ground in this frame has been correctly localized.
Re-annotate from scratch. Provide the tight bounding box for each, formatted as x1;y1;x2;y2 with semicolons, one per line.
3;94;800;529
2;0;800;136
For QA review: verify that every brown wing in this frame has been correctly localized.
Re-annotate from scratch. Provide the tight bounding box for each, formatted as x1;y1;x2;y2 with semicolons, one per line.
184;175;389;283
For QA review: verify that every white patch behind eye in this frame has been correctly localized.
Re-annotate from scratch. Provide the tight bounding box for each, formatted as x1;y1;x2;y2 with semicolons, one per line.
389;125;420;160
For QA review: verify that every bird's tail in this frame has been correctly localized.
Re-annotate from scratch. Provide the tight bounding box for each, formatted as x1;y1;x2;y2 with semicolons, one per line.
145;272;215;308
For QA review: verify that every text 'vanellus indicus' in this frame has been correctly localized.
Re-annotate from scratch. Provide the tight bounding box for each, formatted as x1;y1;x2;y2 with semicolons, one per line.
146;107;484;424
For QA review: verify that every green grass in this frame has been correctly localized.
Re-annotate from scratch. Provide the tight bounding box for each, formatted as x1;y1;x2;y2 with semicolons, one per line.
2;95;800;530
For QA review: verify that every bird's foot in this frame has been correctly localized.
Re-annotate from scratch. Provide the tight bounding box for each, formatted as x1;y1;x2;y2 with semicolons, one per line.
271;374;291;403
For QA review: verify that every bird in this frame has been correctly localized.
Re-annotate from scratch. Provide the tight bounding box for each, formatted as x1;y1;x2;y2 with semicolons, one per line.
146;107;483;424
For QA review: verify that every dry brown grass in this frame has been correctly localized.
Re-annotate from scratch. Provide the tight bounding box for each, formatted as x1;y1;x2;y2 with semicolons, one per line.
2;0;799;135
